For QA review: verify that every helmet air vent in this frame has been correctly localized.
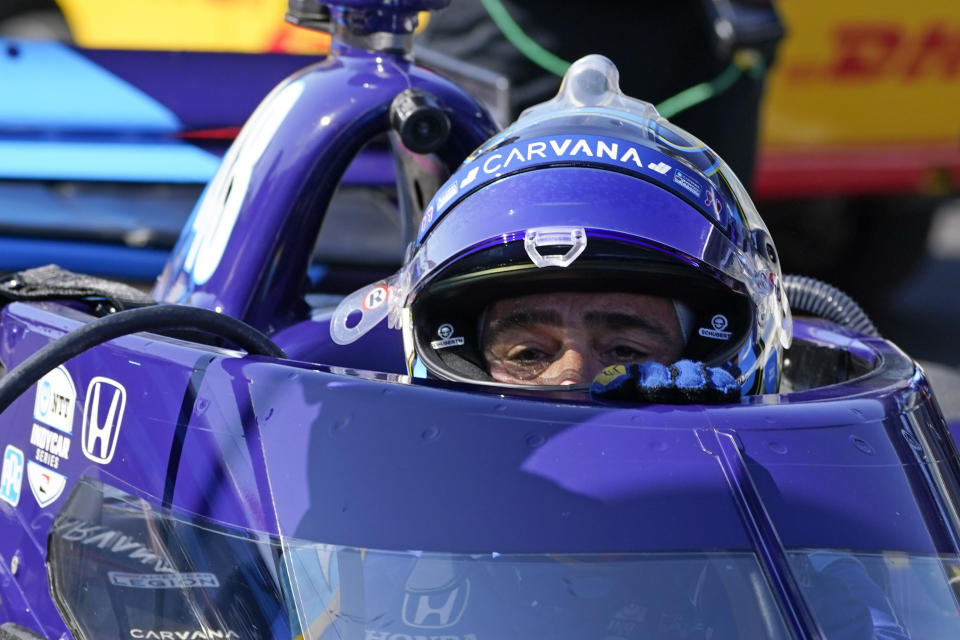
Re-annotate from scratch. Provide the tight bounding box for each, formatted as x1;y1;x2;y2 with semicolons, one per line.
524;227;587;268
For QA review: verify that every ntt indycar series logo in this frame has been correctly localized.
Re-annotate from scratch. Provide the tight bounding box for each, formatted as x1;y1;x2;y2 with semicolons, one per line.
421;134;722;240
34;366;76;434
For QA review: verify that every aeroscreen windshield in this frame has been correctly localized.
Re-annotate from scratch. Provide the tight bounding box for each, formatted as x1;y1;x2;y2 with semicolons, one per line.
47;478;960;640
283;545;792;640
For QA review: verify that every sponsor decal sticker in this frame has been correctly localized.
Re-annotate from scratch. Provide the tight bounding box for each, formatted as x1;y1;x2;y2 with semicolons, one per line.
52;516;176;573
30;422;70;469
0;445;25;507
34;365;76;433
419;204;434;234
647;161;671;174
673;169;703;198
109;571;220;589
82;377;127;464
698;314;732;341
401;577;471;629
432;135;716;224
458;166;480;188
129;629;239;640
435;181;459;209
437;323;454;339
606;601;650;635
430;323;465;350
362;286;389;311
364;634;476;640
704;187;722;217
26;460;67;508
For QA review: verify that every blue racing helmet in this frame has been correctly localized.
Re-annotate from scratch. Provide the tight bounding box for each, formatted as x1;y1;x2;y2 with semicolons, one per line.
332;55;792;395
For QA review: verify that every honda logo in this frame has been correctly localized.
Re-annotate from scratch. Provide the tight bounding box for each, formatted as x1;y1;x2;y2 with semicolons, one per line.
401;578;470;629
82;377;127;464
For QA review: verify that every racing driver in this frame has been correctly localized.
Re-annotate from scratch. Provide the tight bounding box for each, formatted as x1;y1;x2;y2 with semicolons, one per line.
333;53;790;402
326;54;908;640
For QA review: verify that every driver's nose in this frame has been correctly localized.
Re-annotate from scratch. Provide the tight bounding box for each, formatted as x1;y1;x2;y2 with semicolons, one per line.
549;346;601;386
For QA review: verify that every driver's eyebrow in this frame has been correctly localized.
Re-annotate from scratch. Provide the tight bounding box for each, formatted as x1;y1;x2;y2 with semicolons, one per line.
585;311;672;339
483;309;562;345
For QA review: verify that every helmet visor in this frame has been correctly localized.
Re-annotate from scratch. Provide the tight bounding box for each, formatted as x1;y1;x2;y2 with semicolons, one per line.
409;167;754;301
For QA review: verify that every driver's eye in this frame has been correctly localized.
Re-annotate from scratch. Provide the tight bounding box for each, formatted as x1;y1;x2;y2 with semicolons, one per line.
610;345;647;362
507;347;549;364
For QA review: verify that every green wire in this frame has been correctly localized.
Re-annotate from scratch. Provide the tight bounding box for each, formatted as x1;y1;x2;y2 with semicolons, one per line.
479;0;766;119
655;62;741;118
479;0;570;77
656;50;765;118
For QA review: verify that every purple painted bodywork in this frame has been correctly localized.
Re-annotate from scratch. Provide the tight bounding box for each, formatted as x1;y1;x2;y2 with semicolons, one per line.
153;49;497;331
0;304;958;640
1;5;959;638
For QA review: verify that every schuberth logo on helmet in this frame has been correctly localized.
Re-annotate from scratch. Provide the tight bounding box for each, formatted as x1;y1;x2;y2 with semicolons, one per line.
431;323;465;350
699;314;732;341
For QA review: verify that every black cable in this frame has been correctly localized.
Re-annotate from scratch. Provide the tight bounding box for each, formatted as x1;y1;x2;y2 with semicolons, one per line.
164;353;217;508
0;304;287;417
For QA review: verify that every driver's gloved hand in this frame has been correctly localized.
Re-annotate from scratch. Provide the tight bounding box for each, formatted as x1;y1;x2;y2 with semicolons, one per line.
590;360;741;404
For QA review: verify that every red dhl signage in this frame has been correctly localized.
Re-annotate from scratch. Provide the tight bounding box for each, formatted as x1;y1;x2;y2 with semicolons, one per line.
785;23;960;81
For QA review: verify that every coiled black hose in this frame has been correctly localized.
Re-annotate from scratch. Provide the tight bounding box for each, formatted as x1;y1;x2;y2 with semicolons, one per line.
783;275;880;338
0;304;287;418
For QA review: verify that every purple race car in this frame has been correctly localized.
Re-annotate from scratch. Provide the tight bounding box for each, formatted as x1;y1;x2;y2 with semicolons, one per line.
1;2;959;640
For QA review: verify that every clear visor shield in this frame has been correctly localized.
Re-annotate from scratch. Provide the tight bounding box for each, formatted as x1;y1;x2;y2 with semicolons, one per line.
332;171;789;348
